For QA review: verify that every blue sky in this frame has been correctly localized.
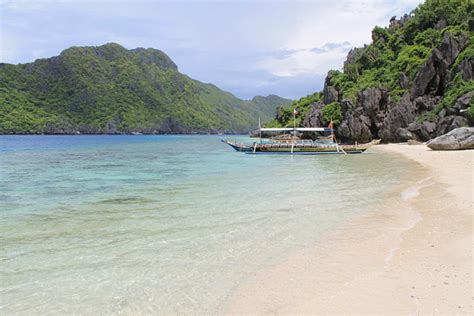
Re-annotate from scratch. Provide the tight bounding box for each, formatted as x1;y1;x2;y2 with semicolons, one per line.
0;0;423;99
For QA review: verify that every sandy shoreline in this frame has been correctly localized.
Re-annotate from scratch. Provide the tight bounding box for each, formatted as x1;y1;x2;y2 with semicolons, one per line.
225;144;473;314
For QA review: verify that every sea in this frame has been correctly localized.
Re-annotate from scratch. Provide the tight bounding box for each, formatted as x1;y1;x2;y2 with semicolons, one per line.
0;135;417;314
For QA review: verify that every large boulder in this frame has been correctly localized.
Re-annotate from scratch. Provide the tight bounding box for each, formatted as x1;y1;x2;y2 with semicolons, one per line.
396;128;416;141
427;127;474;150
407;121;437;141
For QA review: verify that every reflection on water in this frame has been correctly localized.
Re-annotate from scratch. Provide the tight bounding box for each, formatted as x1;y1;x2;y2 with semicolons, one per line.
0;135;416;314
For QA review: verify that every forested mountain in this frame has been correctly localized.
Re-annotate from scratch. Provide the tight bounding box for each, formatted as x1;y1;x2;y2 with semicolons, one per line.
270;0;473;142
0;43;291;134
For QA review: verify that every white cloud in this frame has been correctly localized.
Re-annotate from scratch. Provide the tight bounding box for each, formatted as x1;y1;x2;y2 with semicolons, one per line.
257;45;349;77
251;0;424;78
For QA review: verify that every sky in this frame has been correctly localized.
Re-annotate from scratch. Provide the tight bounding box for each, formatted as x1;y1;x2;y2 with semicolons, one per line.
0;0;424;99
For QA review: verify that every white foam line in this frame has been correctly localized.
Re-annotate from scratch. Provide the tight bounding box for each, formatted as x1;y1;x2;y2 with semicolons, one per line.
383;177;435;269
383;207;423;269
400;177;434;201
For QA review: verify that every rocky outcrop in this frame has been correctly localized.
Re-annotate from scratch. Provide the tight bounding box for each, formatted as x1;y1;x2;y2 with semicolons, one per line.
437;92;473;135
453;91;473;114
336;32;471;143
436;115;469;136
336;99;372;142
457;58;473;81
323;74;339;104
411;33;467;97
303;101;325;127
407;121;437;140
399;73;409;89
378;97;417;142
337;113;372;142
427;127;474;150
358;88;389;122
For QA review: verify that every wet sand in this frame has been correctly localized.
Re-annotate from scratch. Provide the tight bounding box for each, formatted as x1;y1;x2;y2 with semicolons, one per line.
226;144;473;314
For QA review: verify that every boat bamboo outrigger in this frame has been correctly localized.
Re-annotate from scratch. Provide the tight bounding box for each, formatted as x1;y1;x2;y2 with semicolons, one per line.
222;118;380;155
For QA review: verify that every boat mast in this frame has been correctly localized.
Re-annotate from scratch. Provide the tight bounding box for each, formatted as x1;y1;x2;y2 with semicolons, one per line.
293;108;296;144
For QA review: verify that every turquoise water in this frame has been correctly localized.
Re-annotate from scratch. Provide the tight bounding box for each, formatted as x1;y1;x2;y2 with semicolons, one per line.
1;135;413;314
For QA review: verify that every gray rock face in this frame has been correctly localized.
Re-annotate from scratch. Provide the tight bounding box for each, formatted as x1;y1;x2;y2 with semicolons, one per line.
399;73;409;89
323;85;338;104
303;101;325;127
358;88;388;121
159;117;186;134
412;33;467;97
105;118;119;134
427;127;474;150
414;95;440;112
43;121;76;134
336;98;373;142
378;97;417;142
457;58;473;81
438;33;467;65
453;91;473;112
435;19;447;30
396;128;415;141
322;71;340;104
337;113;372;142
344;48;362;69
436;115;469;136
407;121;437;141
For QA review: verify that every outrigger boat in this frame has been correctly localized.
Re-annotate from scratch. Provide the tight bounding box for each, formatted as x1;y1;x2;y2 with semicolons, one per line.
222;127;380;155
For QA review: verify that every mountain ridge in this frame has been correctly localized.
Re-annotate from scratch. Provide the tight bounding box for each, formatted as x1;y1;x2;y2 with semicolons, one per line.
0;43;291;134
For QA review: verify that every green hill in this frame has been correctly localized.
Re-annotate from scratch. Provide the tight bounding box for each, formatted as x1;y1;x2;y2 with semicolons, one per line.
270;0;473;142
0;43;291;134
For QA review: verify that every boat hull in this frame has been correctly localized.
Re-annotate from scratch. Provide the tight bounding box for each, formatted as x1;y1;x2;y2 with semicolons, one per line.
246;149;365;155
221;140;252;152
222;139;380;154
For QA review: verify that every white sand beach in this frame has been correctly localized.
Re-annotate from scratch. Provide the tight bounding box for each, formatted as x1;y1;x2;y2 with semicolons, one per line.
226;144;473;314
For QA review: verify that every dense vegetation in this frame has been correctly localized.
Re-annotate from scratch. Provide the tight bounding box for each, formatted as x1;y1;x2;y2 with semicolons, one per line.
0;43;291;134
270;0;473;138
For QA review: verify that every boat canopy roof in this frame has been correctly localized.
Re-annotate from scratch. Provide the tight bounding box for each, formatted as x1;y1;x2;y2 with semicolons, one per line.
259;127;333;132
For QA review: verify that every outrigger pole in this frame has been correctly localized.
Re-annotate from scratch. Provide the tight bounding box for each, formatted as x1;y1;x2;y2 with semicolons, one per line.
329;119;347;155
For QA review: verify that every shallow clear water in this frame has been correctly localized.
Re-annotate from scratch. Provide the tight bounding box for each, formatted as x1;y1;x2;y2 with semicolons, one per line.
0;135;415;314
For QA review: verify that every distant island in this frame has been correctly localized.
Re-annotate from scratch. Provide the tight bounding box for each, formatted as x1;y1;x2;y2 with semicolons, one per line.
269;0;473;143
0;44;291;134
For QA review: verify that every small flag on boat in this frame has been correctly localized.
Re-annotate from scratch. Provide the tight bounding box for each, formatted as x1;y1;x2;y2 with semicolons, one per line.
293;108;299;115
